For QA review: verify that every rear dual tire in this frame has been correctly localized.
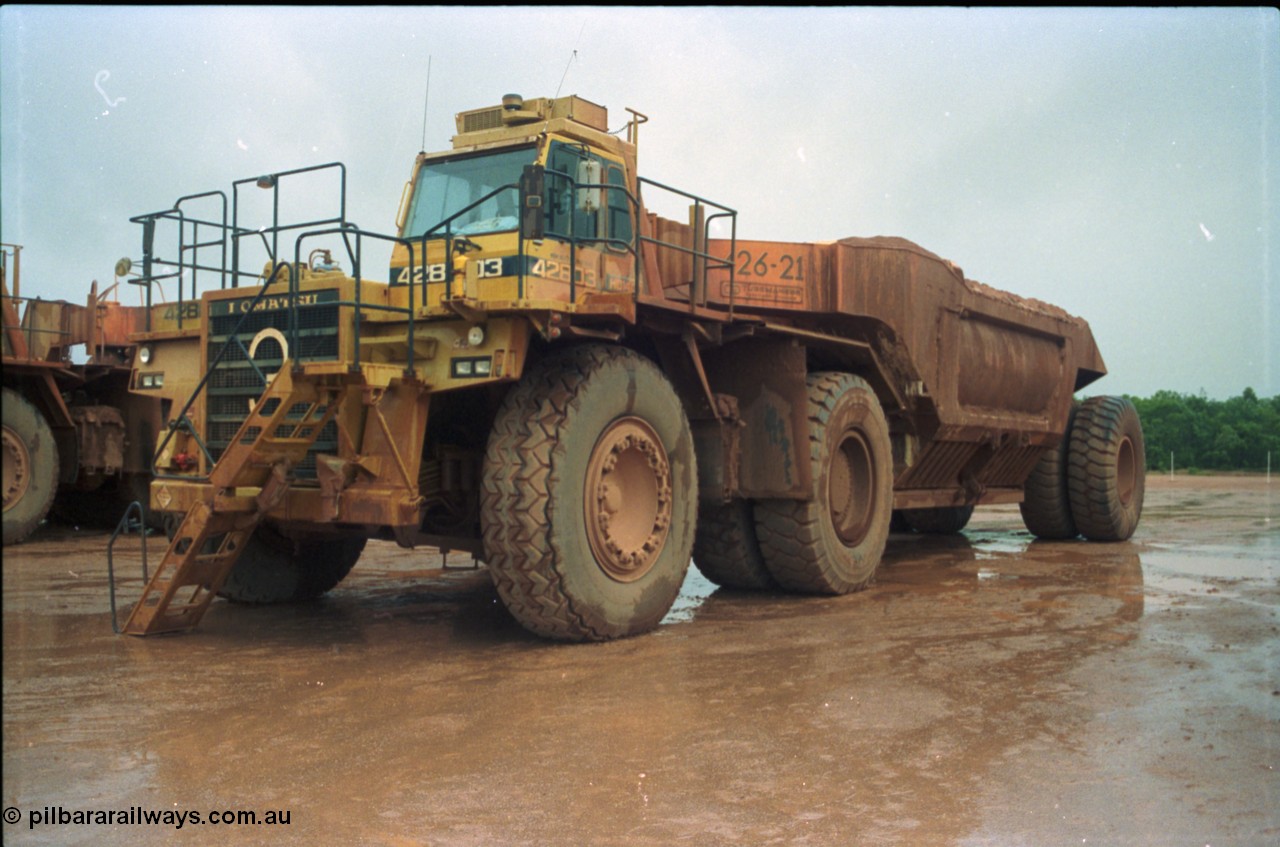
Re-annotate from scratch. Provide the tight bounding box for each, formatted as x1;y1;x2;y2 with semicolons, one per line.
754;373;893;594
1021;397;1145;542
1020;405;1079;540
693;499;775;590
1067;396;1145;541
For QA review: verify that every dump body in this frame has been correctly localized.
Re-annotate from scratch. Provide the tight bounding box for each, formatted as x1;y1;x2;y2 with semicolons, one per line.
116;94;1141;640
700;235;1107;507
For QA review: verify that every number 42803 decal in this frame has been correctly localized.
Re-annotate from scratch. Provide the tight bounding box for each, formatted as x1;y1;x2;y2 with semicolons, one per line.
391;256;598;287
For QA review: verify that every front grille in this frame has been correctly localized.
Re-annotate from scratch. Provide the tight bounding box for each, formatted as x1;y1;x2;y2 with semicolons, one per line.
205;292;341;478
210;303;340;338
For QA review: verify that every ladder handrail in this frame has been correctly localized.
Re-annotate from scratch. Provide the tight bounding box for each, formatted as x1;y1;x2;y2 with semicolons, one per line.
107;500;150;634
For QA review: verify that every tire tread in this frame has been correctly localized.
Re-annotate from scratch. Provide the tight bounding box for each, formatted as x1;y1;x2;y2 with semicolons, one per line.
1066;396;1145;541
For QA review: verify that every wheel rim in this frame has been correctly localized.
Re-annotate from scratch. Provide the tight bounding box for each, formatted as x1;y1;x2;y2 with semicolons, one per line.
1116;435;1137;507
584;416;673;583
2;424;31;514
828;427;875;547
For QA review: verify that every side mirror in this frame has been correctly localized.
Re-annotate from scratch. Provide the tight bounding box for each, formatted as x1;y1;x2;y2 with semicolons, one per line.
575;158;602;213
520;164;545;241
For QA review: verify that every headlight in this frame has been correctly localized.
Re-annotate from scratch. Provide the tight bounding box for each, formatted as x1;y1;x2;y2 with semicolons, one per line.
450;356;493;378
138;345;153;365
467;325;486;347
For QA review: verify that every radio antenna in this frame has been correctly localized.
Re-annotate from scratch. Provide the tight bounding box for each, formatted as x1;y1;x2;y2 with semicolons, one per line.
420;56;432;152
553;23;586;100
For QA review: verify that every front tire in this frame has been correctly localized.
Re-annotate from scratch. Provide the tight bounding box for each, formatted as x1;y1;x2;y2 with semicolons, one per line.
161;514;364;604
754;373;893;594
481;345;698;641
3;387;59;546
219;527;365;604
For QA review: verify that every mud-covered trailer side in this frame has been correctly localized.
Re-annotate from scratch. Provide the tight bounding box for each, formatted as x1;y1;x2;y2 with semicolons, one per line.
829;236;1105;425
704;235;1107;507
830;236;1106;507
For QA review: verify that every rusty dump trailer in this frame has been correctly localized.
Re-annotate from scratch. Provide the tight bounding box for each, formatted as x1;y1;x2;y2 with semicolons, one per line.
116;94;1145;641
2;243;162;545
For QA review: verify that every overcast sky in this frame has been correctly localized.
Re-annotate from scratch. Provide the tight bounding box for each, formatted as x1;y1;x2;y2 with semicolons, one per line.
2;6;1276;399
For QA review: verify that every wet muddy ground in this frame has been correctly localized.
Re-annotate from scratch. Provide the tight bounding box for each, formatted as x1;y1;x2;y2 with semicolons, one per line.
3;475;1277;846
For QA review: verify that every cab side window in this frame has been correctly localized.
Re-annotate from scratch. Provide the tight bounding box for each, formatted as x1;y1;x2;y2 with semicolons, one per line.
546;144;596;242
544;143;632;249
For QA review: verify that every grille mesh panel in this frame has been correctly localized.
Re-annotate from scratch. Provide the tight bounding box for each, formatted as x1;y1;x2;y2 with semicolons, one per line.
204;294;340;478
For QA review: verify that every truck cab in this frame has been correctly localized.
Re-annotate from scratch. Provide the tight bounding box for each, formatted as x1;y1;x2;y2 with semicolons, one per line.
389;95;642;311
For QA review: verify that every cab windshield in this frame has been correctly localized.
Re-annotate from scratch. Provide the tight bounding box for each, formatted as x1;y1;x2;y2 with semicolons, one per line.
403;147;535;238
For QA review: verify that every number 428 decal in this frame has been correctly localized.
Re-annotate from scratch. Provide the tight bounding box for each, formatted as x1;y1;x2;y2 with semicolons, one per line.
391;257;514;286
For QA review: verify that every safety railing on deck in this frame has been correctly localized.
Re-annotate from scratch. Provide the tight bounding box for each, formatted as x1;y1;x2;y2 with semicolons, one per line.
134;160;737;487
135;164;422;483
1;291;78;363
293;224;421;373
636;177;738;315
128;191;231;331
3;242;84;363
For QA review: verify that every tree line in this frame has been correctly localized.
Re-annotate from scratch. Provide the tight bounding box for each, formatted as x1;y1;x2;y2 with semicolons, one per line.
1117;389;1279;472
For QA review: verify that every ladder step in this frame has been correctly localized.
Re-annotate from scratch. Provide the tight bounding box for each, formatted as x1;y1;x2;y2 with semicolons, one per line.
130;601;214;635
124;585;218;634
255;438;318;449
121;502;259;635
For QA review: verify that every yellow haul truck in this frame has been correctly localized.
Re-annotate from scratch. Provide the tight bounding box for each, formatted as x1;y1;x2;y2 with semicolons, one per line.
119;94;1144;640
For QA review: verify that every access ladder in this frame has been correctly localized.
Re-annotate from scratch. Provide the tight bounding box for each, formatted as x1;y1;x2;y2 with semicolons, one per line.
121;365;340;635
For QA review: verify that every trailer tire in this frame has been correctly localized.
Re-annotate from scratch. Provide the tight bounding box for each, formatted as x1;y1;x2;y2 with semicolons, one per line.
755;373;892;594
3;388;60;546
481;344;697;641
1020;405;1079;539
1067;396;1145;542
693;500;776;590
902;505;974;535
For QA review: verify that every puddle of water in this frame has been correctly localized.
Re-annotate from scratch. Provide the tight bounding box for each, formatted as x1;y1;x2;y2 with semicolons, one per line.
1138;543;1277;612
1140;544;1277;581
967;530;1033;558
662;565;718;625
